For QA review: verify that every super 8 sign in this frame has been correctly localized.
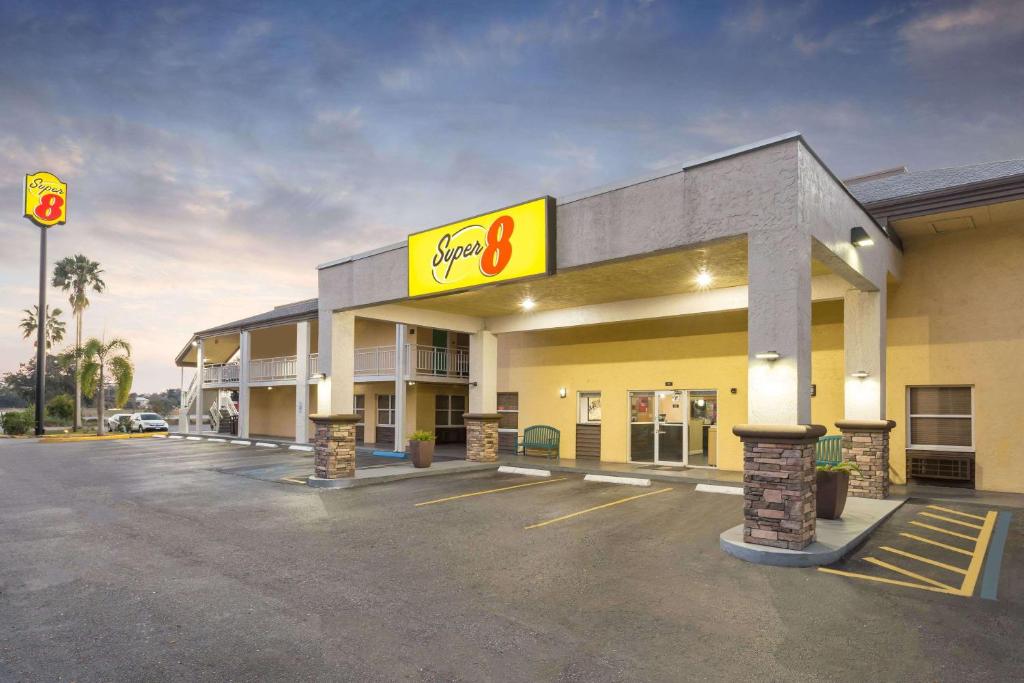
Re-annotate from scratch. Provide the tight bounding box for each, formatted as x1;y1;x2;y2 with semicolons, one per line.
407;196;555;297
24;172;68;227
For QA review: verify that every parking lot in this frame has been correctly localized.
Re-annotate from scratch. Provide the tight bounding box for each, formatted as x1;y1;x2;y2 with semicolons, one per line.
1;437;1021;681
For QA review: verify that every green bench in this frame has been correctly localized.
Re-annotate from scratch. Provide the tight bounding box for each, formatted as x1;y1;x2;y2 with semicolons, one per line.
816;434;843;466
517;425;560;460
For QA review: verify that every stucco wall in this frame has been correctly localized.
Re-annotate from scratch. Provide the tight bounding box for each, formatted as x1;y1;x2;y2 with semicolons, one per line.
887;219;1024;492
496;303;846;470
250;385;296;438
251;324;297;359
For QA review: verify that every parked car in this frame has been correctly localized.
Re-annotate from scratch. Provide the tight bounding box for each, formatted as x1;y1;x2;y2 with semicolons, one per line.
130;412;169;432
107;413;132;432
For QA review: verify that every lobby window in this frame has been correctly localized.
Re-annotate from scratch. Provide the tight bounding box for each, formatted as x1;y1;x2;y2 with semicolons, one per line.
377;394;395;427
907;386;973;451
354;395;365;425
497;392;519;454
435;394;466;427
578;392;601;424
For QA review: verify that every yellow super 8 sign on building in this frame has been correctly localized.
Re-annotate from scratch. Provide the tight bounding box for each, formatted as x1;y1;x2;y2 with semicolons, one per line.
407;196;555;297
24;171;68;227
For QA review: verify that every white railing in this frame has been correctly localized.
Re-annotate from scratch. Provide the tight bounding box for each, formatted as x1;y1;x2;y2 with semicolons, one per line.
353;344;469;378
309;352;320;377
250;355;297;382
183;373;199;409
203;362;240;384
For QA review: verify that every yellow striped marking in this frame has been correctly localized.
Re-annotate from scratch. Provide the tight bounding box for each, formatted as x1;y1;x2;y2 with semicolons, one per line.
909;520;978;542
879;546;967;575
899;532;973;557
863;557;959;591
415;477;568;507
525;487;672;529
919;511;984;530
39;432;159;443
281;477;307;485
956;510;997;597
817;567;956;595
926;505;987;522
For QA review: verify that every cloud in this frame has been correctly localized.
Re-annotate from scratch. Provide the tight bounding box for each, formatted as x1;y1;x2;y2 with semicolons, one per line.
900;0;1024;56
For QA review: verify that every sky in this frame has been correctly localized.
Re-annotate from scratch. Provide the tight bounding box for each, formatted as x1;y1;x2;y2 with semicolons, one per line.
1;0;1022;392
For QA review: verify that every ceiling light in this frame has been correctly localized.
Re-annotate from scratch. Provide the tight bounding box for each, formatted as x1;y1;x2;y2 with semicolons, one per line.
191;340;198;347
520;297;536;311
851;226;874;247
850;370;870;379
755;351;781;361
695;270;713;288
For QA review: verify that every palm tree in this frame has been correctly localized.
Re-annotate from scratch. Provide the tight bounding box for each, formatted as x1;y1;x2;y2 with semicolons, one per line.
79;337;133;436
52;255;106;430
19;304;66;350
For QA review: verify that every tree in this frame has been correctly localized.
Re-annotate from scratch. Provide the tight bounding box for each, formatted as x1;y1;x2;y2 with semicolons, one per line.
1;354;77;405
19;304;66;350
46;394;74;423
52;254;106;430
79;337;133;436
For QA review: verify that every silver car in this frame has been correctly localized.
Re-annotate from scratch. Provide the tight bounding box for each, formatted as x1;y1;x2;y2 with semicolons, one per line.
107;413;132;432
130;412;169;432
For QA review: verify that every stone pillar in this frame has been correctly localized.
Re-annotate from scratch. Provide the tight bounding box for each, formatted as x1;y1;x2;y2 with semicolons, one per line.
836;419;896;499
464;414;500;462
310;414;361;480
734;424;825;550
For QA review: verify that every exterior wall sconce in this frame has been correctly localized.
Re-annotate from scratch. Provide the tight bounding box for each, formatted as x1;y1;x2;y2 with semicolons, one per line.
851;226;874;247
755;351;781;361
469;381;478;387
314;373;326;380
559;387;567;398
191;340;199;347
850;370;870;379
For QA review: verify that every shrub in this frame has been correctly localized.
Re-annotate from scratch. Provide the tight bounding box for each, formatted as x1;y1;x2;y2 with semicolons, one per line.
2;407;35;436
46;394;74;423
409;430;435;441
817;461;861;475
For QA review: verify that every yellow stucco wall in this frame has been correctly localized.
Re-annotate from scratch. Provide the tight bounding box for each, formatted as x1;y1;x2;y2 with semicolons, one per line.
496;303;847;471
886;220;1024;492
250;385;296;438
251;324;297;359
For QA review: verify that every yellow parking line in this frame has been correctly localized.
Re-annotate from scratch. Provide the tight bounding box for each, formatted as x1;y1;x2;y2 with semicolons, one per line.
863;557;959;591
956;510;998;597
817;567;956;595
525;487;672;530
919;511;984;530
899;532;974;557
281;477;307;485
909;520;978;542
415;477;568;507
926;505;987;522
879;546;967;575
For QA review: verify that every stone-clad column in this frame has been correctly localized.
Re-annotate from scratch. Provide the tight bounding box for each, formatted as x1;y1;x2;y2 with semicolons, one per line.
464;414;500;462
836;419;896;499
734;424;826;550
309;414;361;480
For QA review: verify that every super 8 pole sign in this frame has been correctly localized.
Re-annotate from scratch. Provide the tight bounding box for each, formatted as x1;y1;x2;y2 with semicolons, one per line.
24;171;68;227
407;196;556;297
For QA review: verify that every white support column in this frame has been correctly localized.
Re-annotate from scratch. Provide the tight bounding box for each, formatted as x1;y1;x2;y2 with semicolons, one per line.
179;366;187;434
195;338;205;433
393;323;408;451
238;330;251;438
468;330;498;414
843;286;886;420
747;228;812;425
318;311;355;416
295;321;310;443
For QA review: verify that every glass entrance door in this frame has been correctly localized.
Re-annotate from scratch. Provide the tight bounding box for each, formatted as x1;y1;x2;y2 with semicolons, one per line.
629;390;687;464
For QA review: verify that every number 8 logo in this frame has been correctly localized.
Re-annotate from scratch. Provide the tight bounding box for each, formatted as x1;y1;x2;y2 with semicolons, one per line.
34;193;64;222
480;215;514;277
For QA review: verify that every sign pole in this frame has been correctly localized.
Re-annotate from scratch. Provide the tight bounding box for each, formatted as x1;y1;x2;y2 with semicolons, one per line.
35;224;47;436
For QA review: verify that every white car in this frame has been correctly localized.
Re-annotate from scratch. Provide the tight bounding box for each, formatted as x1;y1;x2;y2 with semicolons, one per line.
130;412;169;432
107;413;132;432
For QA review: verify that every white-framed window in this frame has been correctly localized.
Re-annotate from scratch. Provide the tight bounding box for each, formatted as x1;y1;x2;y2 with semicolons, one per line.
907;385;974;452
354;394;365;426
497;392;519;432
578;392;601;424
435;394;466;427
376;394;395;427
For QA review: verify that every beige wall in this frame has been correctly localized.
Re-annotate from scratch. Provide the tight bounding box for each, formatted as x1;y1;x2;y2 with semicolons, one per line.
887;219;1024;492
497;303;846;471
250;385;296;438
251;324;297;359
355;319;396;347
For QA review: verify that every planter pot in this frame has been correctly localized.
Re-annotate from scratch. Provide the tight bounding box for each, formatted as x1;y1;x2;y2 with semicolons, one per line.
816;469;850;520
408;440;435;468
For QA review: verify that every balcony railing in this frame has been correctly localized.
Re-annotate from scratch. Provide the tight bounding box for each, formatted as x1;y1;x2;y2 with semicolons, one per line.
203;362;240;384
201;354;320;385
354;344;469;379
309;352;320;377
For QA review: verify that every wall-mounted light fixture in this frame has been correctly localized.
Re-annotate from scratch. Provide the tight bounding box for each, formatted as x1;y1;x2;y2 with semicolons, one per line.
755;351;781;361
850;370;870;379
559;387;567;398
469;381;478;387
851;226;874;247
191;340;199;347
314;372;326;380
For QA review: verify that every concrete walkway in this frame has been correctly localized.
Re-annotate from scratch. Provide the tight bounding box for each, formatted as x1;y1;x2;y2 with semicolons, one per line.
498;455;744;486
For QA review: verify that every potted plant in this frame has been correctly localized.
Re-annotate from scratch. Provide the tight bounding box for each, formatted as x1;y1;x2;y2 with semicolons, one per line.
816;461;860;520
407;430;436;468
